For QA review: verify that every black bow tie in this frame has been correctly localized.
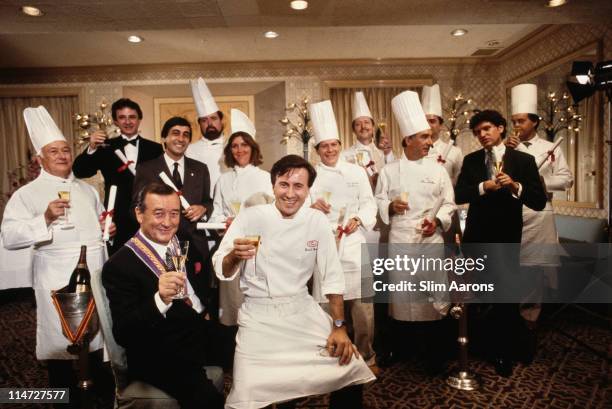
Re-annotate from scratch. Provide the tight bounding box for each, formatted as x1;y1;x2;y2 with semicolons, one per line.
123;136;139;146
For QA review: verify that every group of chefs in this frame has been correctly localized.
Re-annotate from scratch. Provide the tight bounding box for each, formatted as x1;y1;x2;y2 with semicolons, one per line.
1;76;573;408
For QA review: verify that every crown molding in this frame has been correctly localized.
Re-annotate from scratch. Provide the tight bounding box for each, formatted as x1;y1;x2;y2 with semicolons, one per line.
0;24;587;85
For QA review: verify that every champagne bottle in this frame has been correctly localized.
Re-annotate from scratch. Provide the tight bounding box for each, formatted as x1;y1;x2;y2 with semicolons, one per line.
68;245;91;293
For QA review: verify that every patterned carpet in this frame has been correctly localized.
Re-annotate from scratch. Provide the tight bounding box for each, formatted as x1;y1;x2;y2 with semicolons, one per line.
1;288;611;409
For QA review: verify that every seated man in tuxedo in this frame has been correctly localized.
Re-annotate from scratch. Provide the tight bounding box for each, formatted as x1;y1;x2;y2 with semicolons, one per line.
132;116;216;316
102;182;224;409
455;109;546;376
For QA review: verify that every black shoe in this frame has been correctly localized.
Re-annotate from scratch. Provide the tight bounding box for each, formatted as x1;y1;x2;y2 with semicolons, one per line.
494;357;514;377
377;351;399;368
519;329;537;365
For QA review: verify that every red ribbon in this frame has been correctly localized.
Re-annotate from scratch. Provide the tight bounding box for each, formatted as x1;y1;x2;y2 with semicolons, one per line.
101;209;114;219
437;155;446;164
117;160;134;173
336;225;348;240
365;160;375;169
176;190;183;197
547;150;555;162
194;262;202;275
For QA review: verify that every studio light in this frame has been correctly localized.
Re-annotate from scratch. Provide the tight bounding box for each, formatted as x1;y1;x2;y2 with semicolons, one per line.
566;60;612;104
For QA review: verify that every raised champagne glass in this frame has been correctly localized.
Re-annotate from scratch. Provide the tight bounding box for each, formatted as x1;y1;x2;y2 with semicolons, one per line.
244;235;261;279
168;240;189;299
57;189;74;229
230;200;242;217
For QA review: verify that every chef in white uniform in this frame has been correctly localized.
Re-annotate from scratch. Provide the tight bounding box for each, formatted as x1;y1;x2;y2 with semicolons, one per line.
423;84;464;185
375;92;455;369
423;84;464;246
308;100;379;373
214;154;375;409
342;91;386;188
210;109;273;327
186;77;226;196
1;106;110;400
507;83;573;363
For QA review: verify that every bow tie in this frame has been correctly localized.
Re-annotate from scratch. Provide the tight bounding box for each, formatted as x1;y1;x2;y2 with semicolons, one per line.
122;136;139;146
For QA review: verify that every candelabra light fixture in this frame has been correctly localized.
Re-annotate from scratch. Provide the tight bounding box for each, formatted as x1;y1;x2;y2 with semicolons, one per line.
74;99;118;147
279;96;313;161
445;94;479;142
539;91;582;141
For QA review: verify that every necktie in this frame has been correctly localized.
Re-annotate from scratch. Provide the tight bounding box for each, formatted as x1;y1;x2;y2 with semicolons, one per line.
486;149;496;180
172;162;183;189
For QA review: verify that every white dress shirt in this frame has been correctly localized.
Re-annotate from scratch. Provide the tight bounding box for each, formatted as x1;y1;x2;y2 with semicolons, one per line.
163;153;185;182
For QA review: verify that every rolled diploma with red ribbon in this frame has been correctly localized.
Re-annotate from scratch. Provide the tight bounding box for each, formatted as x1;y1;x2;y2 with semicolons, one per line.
102;185;117;241
114;149;136;175
537;137;563;169
440;141;453;162
158;172;191;209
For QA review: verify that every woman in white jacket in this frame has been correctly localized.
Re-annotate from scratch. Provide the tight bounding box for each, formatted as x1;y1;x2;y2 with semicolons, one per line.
211;109;273;326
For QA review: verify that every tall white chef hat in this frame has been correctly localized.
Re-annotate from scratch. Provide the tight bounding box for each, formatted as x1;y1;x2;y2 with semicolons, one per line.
308;100;340;145
352;91;373;121
230;109;256;139
421;84;443;118
391;90;430;137
23;106;67;154
511;83;538;116
190;77;219;118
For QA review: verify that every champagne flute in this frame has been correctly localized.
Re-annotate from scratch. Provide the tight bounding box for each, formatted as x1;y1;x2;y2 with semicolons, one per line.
399;191;409;215
244;235;261;279
321;191;332;205
494;161;504;175
57;189;74;229
230;200;242;217
167;240;189;299
356;151;365;166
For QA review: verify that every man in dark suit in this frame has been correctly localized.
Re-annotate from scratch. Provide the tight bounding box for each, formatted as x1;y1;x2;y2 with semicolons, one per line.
455;109;546;376
102;182;224;409
132;116;215;315
73;98;163;253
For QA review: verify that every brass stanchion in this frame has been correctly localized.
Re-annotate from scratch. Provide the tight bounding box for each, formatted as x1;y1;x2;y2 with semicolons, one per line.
446;303;480;390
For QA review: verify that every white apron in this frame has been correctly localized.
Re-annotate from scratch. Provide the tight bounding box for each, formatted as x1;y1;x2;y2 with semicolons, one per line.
34;241;106;360
376;156;455;321
226;292;375;409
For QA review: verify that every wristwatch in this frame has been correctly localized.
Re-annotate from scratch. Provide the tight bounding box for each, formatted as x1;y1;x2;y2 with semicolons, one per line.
333;319;346;328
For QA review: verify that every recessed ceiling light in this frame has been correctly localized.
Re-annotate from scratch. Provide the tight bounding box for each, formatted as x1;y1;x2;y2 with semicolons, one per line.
487;40;500;47
21;6;43;17
451;29;468;37
546;0;567;7
127;35;144;43
290;0;308;10
264;31;279;39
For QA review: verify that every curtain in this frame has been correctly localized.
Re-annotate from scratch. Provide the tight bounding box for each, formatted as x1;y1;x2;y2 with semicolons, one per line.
329;86;418;158
0;96;78;217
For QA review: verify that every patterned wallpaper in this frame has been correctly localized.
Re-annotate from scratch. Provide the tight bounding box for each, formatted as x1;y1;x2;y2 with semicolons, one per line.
1;24;609;221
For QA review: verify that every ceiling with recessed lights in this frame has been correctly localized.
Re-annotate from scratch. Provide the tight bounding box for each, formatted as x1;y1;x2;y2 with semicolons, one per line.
0;0;609;68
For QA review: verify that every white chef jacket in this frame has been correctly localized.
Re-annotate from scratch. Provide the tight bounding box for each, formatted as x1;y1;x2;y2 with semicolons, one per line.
428;138;464;185
1;169;106;359
185;136;226;196
213;203;375;408
342;140;385;176
310;160;377;300
214;203;345;298
516;135;573;266
375;154;456;321
209;164;273;223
